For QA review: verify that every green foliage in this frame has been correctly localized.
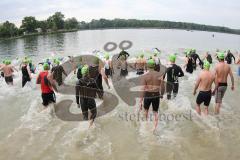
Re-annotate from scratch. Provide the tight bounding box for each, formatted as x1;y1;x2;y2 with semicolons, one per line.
38;20;48;33
20;16;38;33
47;12;65;30
64;18;79;29
0;21;19;38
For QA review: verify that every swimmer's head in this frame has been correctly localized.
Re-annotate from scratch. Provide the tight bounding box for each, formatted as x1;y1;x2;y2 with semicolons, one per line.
217;52;225;60
43;63;49;70
93;57;99;65
104;53;110;60
147;59;155;69
81;65;89;76
203;60;211;70
23;59;28;64
140;54;144;58
55;60;60;65
169;54;176;63
5;60;11;65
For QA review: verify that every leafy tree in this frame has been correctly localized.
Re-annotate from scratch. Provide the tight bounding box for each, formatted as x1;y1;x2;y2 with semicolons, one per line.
20;16;38;33
64;18;79;29
38;20;48;33
0;21;18;38
47;12;65;30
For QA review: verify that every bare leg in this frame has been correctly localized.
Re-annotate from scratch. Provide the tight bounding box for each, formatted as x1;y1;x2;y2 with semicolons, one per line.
89;119;94;128
204;106;209;115
153;112;158;132
196;104;201;115
215;103;221;114
144;109;149;120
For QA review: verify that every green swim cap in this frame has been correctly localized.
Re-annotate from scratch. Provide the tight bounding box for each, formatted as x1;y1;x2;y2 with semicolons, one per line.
147;59;155;69
6;60;11;65
217;52;225;60
93;57;99;65
55;60;60;65
203;60;210;70
28;58;32;63
2;60;6;64
81;65;89;76
23;59;28;64
169;54;176;62
104;53;110;60
43;63;49;70
140;54;144;58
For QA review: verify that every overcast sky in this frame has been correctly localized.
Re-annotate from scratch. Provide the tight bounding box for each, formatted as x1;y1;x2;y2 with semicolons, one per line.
0;0;240;29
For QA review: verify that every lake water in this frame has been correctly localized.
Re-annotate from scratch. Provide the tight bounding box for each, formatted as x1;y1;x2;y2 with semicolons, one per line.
0;29;240;160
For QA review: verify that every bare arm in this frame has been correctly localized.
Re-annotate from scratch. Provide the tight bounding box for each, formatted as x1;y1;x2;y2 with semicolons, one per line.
48;73;58;92
193;76;201;95
229;67;234;90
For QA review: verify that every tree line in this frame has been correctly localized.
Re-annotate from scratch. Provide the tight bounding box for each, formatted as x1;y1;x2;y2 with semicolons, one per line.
1;12;240;39
0;12;79;38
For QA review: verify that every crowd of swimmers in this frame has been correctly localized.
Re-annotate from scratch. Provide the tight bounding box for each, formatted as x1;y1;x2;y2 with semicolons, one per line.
0;49;240;130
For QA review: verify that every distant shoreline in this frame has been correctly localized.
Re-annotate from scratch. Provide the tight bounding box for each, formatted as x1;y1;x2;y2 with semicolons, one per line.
0;27;239;42
0;29;78;41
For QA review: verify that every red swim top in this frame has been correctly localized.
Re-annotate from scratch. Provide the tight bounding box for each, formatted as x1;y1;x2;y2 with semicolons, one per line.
39;71;53;94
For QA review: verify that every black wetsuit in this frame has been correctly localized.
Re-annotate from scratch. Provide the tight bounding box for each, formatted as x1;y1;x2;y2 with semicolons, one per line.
22;65;31;87
76;77;98;121
117;50;130;59
29;63;35;73
225;52;235;64
89;65;103;98
165;64;184;99
51;65;65;86
206;54;213;64
77;65;83;80
191;53;203;69
186;57;194;74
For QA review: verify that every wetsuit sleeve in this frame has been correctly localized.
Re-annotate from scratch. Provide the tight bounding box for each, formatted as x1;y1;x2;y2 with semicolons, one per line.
75;81;80;104
177;66;184;77
36;74;41;84
231;54;236;62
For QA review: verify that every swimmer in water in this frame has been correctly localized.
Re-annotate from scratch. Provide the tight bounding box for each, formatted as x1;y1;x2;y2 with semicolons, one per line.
153;53;161;72
36;63;58;107
21;59;32;87
140;59;164;132
103;53;113;78
165;54;184;100
193;61;215;115
135;54;146;75
51;60;67;86
184;51;194;74
117;50;130;59
117;55;128;77
76;65;98;127
0;60;18;85
213;52;234;114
